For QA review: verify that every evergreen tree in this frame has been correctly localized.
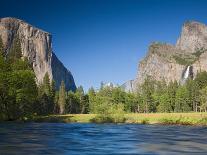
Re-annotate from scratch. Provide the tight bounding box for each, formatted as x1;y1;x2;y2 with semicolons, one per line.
200;86;207;112
175;86;191;112
50;80;56;99
157;92;170;112
88;87;96;113
167;81;178;112
66;91;80;113
43;72;50;96
37;73;56;115
8;36;22;63
194;71;207;89
141;76;155;113
58;80;66;114
0;55;9;120
0;37;4;56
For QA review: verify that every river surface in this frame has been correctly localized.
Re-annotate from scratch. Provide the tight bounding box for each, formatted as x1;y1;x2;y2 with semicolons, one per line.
0;123;207;155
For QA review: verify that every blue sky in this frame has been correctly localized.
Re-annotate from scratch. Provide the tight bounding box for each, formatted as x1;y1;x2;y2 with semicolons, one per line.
1;0;207;90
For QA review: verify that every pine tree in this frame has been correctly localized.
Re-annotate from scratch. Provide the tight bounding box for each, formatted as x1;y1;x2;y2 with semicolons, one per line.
167;81;178;112
88;87;96;113
8;36;22;63
43;72;51;96
141;76;155;113
157;92;170;112
175;86;190;112
37;73;54;114
75;86;89;113
0;37;4;56
58;80;66;114
194;71;207;89
200;86;207;112
50;80;56;99
50;80;56;113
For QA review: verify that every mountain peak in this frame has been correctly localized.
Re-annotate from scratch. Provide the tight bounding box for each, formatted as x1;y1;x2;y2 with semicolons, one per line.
0;17;50;35
176;20;207;52
183;20;206;29
0;17;76;91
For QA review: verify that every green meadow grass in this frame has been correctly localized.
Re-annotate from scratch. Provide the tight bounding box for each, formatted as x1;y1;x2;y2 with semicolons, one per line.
32;113;207;125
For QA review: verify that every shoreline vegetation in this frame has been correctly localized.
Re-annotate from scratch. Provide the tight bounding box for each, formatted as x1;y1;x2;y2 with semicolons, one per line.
27;113;207;126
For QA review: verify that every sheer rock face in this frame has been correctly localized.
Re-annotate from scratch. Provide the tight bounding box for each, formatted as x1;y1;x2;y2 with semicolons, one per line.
176;21;207;53
131;21;207;91
0;17;76;91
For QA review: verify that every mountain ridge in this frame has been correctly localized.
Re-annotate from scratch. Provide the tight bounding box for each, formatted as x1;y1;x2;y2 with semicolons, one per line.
0;17;76;91
125;20;207;92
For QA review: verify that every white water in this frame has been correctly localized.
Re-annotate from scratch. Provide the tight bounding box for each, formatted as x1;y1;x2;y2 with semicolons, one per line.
184;66;190;79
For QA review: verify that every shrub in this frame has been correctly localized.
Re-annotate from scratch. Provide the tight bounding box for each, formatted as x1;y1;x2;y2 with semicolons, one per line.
90;102;126;123
141;118;149;124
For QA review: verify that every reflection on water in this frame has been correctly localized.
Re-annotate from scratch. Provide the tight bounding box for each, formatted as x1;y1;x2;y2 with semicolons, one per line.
0;123;207;155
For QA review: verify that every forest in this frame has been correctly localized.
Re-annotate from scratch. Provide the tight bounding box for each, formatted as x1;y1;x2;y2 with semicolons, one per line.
1;36;207;121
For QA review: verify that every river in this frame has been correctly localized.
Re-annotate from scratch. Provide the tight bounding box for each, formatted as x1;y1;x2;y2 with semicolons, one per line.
0;123;207;154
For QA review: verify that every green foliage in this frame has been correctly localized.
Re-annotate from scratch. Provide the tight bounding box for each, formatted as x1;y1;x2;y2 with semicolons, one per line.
88;87;96;113
173;55;194;65
200;86;207;112
0;37;4;56
58;80;66;114
90;103;126;123
194;71;207;89
157;92;170;112
65;91;80;114
192;47;206;58
43;72;51;96
8;36;22;63
75;86;89;114
0;40;39;120
141;76;156;112
175;86;191;112
10;58;32;71
173;48;206;66
37;73;55;115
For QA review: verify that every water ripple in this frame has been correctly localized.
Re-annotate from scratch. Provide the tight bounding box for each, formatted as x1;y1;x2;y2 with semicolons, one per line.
0;123;207;154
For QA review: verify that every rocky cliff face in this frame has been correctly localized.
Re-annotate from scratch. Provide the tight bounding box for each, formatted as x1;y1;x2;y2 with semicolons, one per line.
0;17;76;91
130;21;207;91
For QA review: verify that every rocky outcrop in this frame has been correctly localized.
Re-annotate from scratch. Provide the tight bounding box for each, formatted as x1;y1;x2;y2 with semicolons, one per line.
176;21;207;53
130;21;207;91
0;17;76;91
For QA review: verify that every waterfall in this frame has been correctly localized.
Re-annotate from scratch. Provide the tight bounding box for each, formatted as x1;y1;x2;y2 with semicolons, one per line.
184;66;190;79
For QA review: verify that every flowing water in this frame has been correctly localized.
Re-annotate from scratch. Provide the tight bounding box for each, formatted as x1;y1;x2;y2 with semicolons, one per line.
0;123;207;155
184;66;190;79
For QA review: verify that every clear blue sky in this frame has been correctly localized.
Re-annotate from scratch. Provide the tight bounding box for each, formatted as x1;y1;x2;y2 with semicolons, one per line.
1;0;207;90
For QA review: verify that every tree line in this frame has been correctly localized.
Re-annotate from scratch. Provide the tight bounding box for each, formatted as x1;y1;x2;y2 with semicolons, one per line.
1;36;207;121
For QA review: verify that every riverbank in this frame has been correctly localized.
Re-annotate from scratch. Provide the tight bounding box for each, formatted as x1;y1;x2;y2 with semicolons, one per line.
31;113;207;126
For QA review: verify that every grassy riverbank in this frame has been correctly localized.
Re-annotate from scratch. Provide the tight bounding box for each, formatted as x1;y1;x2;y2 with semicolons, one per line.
31;113;207;126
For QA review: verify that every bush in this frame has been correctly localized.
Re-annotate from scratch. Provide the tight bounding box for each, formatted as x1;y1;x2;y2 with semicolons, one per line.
90;102;126;123
141;118;149;124
159;116;194;125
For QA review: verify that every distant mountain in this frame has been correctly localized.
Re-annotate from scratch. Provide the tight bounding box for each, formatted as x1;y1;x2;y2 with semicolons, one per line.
121;80;135;92
0;17;76;91
124;21;207;91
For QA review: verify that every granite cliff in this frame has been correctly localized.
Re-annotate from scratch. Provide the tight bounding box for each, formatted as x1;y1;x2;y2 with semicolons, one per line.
125;21;207;92
0;17;76;91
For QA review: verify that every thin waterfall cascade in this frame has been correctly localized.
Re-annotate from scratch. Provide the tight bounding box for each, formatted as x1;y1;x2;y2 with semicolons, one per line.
181;65;193;84
184;66;191;79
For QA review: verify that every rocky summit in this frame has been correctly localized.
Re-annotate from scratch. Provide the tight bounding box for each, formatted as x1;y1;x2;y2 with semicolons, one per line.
0;17;76;91
124;21;207;92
